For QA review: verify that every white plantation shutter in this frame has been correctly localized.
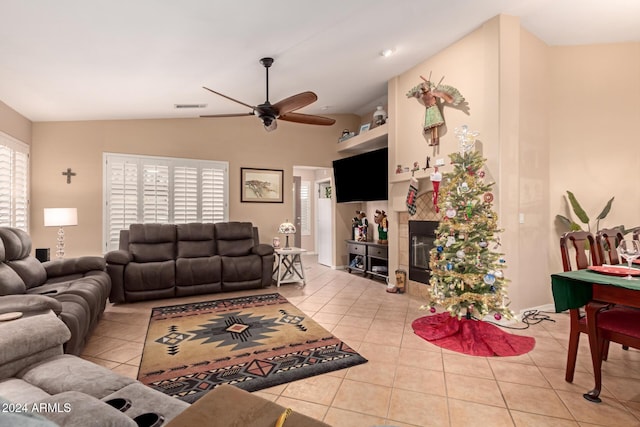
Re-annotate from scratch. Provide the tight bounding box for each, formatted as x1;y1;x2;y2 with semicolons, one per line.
104;153;228;252
173;166;198;223
13;151;29;229
0;145;11;226
106;159;138;249
300;180;311;235
143;163;170;223
201;167;226;223
0;132;29;230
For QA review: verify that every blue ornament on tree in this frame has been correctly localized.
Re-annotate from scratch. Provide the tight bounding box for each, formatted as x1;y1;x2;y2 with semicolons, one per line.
483;273;496;285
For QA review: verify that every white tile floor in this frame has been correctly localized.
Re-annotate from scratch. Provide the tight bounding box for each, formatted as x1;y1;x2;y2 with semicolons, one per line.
83;256;640;426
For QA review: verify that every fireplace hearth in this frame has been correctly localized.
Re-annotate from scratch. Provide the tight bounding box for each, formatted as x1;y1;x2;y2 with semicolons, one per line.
409;220;439;284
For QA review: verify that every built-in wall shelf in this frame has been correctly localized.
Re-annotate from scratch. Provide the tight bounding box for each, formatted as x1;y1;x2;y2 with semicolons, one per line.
390;169;438;184
337;122;388;153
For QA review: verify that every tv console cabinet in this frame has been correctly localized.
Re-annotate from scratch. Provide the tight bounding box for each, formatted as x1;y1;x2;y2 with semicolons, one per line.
345;240;388;281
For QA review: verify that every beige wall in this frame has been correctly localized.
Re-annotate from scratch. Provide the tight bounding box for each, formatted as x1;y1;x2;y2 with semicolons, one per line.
515;27;551;308
29;116;359;257
0;100;31;144
549;42;640;272
388;15;554;312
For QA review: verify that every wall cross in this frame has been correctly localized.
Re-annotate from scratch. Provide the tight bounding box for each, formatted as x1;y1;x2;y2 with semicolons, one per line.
62;168;76;184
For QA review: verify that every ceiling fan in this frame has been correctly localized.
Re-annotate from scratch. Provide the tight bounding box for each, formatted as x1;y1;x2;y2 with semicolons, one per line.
201;57;336;132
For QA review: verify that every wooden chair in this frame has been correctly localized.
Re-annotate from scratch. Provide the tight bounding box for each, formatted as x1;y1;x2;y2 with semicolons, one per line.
595;228;624;265
560;231;633;384
583;302;640;403
560;231;600;382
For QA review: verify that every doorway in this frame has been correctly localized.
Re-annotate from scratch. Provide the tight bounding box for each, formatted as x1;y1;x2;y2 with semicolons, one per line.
293;166;333;264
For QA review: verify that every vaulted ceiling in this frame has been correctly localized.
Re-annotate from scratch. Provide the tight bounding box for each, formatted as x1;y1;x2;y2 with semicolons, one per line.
1;0;638;122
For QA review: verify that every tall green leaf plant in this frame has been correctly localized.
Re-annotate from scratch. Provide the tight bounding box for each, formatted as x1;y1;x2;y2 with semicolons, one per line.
556;191;637;235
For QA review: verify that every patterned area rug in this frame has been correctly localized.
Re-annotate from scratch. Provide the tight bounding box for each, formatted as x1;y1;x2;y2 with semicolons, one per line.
138;293;367;403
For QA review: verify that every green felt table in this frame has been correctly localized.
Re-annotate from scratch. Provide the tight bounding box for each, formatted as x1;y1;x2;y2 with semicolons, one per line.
551;268;640;312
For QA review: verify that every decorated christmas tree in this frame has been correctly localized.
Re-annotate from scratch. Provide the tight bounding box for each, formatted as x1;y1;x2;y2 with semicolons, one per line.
427;126;513;320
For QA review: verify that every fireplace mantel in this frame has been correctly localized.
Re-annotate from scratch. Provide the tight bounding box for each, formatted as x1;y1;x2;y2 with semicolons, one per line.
390;168;448;184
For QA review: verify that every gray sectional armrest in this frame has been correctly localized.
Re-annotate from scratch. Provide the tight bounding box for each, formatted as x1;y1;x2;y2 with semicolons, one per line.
43;257;106;279
0;294;62;316
252;244;274;257
104;250;133;265
0;310;70;367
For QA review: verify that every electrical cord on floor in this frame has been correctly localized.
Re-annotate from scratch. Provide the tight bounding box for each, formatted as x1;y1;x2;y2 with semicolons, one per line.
472;310;557;330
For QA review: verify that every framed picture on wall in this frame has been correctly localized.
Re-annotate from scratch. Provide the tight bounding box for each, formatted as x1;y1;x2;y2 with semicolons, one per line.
241;167;284;203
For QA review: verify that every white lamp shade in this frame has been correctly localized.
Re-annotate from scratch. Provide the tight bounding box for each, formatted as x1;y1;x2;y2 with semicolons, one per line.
278;221;296;234
44;208;78;227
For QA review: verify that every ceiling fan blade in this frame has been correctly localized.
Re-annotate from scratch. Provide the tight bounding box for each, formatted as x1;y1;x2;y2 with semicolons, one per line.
203;86;256;111
200;112;255;118
279;112;336;126
272;91;317;116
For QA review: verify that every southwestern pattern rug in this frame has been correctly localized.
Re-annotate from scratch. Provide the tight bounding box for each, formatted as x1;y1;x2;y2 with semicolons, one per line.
138;293;367;403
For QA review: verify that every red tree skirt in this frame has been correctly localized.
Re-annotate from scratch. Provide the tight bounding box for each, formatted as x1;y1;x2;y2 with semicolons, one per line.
412;312;536;357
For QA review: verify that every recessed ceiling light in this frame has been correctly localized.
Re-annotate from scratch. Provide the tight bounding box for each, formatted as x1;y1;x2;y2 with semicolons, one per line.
380;49;394;58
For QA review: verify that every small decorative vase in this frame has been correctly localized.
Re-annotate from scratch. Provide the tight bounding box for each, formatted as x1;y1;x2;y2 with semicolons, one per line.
272;237;280;248
373;106;387;126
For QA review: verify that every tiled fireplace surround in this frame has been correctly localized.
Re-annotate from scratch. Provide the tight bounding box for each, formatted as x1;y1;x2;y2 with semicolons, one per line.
397;190;441;299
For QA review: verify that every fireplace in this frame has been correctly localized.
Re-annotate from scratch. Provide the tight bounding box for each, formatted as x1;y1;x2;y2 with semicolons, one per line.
409;220;439;284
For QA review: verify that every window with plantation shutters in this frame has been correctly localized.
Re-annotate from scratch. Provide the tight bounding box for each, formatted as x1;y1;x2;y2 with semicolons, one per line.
0;132;29;230
103;153;228;252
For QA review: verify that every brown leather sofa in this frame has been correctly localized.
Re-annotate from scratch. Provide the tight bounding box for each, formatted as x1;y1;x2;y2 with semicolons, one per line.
106;222;275;303
0;227;111;355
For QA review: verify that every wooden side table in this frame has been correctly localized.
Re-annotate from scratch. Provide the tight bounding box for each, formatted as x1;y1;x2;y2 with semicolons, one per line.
273;247;307;287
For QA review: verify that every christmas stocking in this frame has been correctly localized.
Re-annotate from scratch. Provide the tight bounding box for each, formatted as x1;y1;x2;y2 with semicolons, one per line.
406;177;419;215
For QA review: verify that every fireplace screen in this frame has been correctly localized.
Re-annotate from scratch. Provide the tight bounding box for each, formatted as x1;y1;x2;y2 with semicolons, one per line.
409;220;439;284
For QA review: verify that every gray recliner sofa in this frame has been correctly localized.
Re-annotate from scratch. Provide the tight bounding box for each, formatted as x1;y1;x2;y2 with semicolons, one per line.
105;222;275;304
0;301;330;427
0;302;189;427
0;227;111;355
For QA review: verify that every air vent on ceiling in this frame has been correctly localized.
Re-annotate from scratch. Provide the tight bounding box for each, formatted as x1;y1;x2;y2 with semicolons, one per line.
174;104;207;109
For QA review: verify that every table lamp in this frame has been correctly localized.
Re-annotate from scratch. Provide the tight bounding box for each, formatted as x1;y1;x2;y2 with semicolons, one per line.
44;208;78;259
278;220;296;250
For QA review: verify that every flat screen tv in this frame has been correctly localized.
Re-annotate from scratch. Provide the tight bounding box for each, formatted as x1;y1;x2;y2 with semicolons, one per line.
332;148;388;203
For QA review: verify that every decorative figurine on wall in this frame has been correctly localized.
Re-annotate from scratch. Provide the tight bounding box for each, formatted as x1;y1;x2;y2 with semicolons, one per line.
374;210;388;244
406;74;465;146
